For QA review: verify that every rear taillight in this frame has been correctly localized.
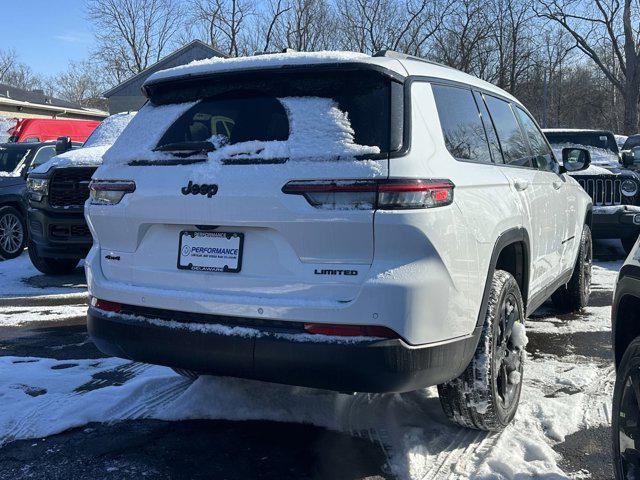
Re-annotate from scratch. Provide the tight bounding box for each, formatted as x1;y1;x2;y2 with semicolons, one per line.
91;297;122;313
303;323;399;338
89;180;136;205
282;179;454;210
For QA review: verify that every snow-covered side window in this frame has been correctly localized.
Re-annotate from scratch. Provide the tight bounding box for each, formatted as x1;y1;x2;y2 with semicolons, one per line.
102;101;197;166
83;112;136;148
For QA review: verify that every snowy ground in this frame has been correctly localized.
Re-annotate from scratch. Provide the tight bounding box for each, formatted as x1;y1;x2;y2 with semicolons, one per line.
0;244;624;479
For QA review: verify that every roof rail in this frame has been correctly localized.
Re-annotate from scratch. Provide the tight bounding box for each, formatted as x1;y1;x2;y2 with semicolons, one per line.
373;49;455;70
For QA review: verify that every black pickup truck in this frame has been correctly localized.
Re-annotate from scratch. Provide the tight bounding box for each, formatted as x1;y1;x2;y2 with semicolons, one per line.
0;140;75;259
26;113;134;274
544;129;640;254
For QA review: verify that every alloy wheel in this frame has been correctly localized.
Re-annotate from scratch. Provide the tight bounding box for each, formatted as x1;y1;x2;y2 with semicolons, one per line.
494;293;523;409
0;212;24;256
618;369;640;478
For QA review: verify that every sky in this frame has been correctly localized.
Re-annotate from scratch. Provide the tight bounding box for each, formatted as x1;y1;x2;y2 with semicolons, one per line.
0;0;95;77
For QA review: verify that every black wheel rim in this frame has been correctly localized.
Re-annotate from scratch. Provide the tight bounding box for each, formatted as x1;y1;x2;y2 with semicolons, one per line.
583;234;592;298
494;292;523;409
618;369;640;478
0;212;23;255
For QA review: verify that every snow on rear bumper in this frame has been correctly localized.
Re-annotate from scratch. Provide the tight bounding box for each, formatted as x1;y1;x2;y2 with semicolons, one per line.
87;305;480;393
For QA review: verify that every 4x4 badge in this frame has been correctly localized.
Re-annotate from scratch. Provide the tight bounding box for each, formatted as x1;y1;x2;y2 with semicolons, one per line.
181;181;218;198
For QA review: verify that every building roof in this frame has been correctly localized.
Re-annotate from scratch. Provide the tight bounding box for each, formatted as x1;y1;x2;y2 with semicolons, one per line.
0;83;107;118
103;40;226;97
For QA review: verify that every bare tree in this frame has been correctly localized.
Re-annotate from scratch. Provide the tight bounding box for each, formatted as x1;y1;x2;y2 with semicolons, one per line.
431;0;492;75
485;0;535;94
536;0;640;134
0;49;17;83
87;0;183;84
188;0;254;56
47;61;108;110
337;0;449;55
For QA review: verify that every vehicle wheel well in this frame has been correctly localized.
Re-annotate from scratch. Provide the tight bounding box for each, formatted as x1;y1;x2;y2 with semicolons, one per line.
585;209;592;230
615;295;640;368
495;241;528;305
0;201;26;217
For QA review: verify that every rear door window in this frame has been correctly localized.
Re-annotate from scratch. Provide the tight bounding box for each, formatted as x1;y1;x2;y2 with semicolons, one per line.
432;84;492;163
484;95;532;167
514;107;557;172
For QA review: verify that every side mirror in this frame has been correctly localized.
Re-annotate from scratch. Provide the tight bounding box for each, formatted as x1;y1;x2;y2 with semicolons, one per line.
55;136;72;154
561;147;591;172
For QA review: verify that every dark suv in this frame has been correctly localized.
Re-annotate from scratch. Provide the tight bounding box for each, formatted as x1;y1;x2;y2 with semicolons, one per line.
611;236;640;478
26;113;134;274
0;140;74;259
544;129;640;254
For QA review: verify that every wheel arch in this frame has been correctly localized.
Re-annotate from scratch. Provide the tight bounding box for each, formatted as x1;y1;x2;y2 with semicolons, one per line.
0;197;28;218
613;267;640;369
613;293;640;368
475;228;530;328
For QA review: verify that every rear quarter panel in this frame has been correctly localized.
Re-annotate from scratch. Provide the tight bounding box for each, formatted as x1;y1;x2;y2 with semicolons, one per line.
384;80;524;341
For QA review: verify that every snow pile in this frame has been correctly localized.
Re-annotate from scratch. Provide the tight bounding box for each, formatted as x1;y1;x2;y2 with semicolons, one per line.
0;304;87;327
511;321;528;348
0;117;16;143
207;97;379;163
146;51;371;84
0;252;85;297
32;112;136;173
528;305;612;334
0;350;614;479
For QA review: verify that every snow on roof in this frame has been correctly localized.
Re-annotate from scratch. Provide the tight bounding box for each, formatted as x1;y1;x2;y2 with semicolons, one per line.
144;50;520;106
145;51;397;85
543;128;613;134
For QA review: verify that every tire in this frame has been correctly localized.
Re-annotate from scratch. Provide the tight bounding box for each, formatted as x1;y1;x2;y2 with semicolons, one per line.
0;206;27;260
612;336;640;480
172;368;200;380
27;241;80;275
622;233;639;256
438;270;526;431
551;224;592;312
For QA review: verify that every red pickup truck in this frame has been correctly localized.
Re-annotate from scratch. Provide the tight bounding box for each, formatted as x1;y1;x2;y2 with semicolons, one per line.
8;118;100;143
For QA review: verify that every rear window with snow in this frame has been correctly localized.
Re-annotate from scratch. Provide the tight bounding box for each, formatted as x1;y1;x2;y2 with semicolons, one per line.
151;70;395;162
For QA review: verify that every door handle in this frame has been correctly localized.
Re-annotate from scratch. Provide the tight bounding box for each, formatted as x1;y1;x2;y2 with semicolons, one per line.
514;179;530;191
553;180;563;190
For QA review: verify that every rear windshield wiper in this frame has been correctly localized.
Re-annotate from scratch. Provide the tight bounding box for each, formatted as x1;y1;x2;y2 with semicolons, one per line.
154;141;217;156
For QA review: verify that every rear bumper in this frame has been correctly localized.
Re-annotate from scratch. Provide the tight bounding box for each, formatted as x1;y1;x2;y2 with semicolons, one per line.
592;205;640;239
28;207;92;259
88;306;480;393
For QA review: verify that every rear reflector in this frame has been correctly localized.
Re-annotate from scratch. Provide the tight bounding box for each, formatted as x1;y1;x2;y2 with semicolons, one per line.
303;323;399;338
282;179;454;210
91;297;122;313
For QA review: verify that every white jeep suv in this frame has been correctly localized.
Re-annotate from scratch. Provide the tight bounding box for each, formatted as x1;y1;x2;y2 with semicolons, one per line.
85;50;593;431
